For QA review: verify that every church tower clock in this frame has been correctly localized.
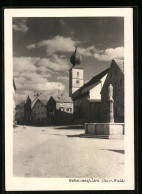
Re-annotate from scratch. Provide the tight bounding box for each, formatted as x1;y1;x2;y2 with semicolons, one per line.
69;44;84;97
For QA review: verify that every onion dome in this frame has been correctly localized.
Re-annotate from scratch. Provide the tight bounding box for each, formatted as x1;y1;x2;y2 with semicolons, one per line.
70;45;82;66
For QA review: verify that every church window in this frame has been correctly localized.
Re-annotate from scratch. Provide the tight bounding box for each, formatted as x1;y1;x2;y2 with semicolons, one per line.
110;73;112;79
76;80;80;84
77;72;79;77
115;70;117;75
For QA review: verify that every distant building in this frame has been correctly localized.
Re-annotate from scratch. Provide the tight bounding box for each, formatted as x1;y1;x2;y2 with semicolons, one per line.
15;101;25;124
69;46;109;123
101;59;124;123
47;96;73;125
31;98;48;124
15;96;32;124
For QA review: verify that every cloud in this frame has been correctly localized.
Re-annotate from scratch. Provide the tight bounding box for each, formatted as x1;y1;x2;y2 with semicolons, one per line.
56;76;69;81
27;35;95;57
93;47;124;61
13;18;29;32
27;36;75;55
13;56;66;101
35;54;70;72
78;46;95;57
27;35;124;61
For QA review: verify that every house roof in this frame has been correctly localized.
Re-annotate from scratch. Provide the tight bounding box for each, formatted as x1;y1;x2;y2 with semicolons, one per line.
39;99;48;105
16;101;25;108
113;59;124;73
51;96;73;103
31;98;48;109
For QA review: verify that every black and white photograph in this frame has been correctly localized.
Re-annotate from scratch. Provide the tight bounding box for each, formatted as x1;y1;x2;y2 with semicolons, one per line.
5;8;134;190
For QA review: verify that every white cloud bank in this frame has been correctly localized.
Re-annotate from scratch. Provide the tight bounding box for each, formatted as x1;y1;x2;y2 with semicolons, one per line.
93;47;124;61
13;56;66;101
27;35;124;61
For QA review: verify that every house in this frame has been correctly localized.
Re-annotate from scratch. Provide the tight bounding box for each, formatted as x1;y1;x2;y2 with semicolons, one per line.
47;96;73;125
31;98;48;124
15;101;25;124
69;46;109;123
101;59;124;123
15;95;32;124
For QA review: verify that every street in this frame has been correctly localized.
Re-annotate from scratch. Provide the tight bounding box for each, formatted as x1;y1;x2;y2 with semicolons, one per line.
13;125;125;178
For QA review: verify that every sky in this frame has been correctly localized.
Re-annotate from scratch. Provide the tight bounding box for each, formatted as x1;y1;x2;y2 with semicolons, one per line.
13;17;124;103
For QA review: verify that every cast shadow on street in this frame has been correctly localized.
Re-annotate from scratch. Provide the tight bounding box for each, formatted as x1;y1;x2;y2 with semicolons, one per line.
54;125;84;130
101;149;125;154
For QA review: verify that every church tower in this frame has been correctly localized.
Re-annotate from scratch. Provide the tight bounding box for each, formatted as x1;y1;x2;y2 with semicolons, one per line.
69;44;84;97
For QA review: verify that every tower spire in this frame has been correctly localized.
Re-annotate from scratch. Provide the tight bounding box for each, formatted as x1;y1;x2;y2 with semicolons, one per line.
70;42;82;66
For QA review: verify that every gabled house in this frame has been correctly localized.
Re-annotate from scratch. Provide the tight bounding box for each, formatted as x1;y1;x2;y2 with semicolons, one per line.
31;98;48;124
47;96;73;124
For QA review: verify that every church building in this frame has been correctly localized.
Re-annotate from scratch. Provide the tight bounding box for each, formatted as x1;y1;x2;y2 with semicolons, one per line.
69;46;109;123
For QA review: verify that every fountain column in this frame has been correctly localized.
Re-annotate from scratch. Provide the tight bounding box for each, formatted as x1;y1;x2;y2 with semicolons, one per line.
107;84;114;123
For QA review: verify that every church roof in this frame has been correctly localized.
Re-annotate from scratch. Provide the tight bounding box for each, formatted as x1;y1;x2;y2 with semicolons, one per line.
82;68;110;89
72;68;109;99
73;68;110;99
113;59;124;73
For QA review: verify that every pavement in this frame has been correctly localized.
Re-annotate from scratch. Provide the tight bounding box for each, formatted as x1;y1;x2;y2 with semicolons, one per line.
13;125;125;178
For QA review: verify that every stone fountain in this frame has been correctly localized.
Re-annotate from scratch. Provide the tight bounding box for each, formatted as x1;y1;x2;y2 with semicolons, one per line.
84;84;124;139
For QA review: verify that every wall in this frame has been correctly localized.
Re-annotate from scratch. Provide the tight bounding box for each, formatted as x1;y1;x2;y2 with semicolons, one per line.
79;100;101;123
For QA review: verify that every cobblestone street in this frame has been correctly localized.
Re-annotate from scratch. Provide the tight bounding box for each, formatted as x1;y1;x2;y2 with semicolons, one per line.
13;125;125;178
